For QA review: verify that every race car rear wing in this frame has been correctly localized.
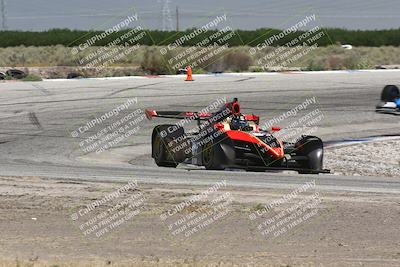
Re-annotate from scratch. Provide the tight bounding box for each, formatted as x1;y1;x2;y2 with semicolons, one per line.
145;98;259;124
145;99;238;121
145;110;212;120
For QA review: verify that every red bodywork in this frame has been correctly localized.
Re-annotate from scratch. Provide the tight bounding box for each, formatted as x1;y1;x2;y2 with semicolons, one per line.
226;130;284;159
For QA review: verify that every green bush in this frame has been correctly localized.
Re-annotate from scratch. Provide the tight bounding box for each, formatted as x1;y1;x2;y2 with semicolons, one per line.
223;50;253;72
326;55;345;70
140;47;172;74
192;68;207;74
22;74;42;81
306;59;326;71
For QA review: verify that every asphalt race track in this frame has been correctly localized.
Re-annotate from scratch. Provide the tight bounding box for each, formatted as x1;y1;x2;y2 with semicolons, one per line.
0;70;399;192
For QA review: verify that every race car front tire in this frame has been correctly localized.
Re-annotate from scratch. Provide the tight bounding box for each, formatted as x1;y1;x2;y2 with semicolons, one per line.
295;136;324;174
381;85;400;102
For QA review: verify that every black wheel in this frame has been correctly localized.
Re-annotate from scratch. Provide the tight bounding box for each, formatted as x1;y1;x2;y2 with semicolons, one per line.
381;85;399;102
153;131;178;168
67;72;83;79
202;141;224;170
6;69;27;79
295;136;324;174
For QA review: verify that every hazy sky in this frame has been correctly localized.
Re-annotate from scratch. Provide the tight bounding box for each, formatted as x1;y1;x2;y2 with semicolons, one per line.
3;0;400;31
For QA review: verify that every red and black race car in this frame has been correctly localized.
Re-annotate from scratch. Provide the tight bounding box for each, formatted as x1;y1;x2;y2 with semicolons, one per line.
146;98;329;174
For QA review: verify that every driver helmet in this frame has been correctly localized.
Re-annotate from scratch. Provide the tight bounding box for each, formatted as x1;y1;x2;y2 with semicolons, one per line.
230;115;249;130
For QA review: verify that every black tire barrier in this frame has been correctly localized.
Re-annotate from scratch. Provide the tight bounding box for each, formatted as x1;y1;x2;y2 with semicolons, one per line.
6;69;27;79
67;73;83;79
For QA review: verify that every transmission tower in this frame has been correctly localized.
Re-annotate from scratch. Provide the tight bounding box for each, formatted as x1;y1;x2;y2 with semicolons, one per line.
159;0;173;31
0;0;6;30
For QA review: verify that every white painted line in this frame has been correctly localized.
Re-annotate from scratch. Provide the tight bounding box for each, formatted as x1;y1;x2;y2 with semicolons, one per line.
326;135;400;148
43;76;149;82
42;69;400;82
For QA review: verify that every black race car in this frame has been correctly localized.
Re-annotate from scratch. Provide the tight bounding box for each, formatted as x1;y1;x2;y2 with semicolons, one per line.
146;98;330;174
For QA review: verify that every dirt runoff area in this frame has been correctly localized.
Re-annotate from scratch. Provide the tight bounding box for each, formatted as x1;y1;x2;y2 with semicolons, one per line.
325;139;400;177
0;175;399;267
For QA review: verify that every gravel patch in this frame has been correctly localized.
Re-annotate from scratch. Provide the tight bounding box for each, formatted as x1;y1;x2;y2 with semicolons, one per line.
325;140;400;177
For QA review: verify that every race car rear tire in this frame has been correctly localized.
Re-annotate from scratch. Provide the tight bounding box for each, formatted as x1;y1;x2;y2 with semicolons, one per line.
202;140;224;170
152;128;178;168
295;136;323;174
381;85;400;102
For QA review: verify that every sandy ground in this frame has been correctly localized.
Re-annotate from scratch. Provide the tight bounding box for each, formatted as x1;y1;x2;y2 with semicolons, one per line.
1;72;400;266
325;140;400;177
0;176;399;267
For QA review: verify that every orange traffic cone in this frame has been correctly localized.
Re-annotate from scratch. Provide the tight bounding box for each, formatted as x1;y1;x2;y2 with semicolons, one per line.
185;66;194;81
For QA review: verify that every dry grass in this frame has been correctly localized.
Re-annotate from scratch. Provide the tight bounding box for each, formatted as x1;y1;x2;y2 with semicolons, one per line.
0;45;399;76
